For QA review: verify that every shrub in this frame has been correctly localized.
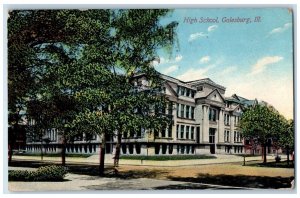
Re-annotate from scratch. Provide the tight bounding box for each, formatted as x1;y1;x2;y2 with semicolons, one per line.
275;156;281;163
34;165;68;181
9;165;68;181
9;170;34;181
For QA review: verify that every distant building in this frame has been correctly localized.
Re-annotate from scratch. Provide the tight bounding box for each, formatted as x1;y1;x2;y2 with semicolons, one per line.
25;73;279;156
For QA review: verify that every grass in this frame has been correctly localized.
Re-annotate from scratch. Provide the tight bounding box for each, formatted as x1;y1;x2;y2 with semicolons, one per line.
14;153;92;158
119;155;216;161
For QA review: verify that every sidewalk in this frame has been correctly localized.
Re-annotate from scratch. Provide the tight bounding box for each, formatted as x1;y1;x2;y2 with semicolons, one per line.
10;154;286;167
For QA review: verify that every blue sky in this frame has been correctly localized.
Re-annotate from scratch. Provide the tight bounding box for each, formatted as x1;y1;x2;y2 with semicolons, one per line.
153;8;293;119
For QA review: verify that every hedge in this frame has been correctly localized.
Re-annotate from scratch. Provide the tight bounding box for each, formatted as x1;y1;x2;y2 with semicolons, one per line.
9;165;68;181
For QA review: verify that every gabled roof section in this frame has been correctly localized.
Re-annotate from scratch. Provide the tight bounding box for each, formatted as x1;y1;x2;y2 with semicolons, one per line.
227;94;257;107
159;73;196;90
232;104;243;113
199;88;225;103
164;81;178;97
186;78;226;91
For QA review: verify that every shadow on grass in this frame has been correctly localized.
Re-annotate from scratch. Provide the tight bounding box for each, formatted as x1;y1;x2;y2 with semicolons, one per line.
167;173;292;189
9;160;168;180
246;160;294;169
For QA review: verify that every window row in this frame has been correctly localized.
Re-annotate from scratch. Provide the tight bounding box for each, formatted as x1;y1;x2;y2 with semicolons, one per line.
224;114;230;125
224;130;230;142
234;131;242;143
177;103;195;119
176;124;196;140
177;86;195;98
234;116;240;126
154;125;172;138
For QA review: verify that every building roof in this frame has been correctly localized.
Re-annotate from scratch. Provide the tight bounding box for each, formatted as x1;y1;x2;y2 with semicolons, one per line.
186;78;226;91
226;94;257;107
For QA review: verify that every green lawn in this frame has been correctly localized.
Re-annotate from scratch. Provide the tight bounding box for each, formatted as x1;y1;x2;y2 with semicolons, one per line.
119;155;216;161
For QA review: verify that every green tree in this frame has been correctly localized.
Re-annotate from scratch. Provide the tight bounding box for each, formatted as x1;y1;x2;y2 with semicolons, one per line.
8;10;112;166
278;119;294;165
8;9;178;175
240;104;287;163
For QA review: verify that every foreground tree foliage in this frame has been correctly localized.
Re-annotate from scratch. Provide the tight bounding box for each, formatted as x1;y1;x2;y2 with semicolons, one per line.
8;9;178;175
240;105;290;163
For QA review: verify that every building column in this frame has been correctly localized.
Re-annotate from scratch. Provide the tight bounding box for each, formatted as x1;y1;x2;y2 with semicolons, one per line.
133;144;136;155
218;109;225;144
166;145;169;155
202;105;209;143
230;115;235;143
159;145;162;155
126;145;129;154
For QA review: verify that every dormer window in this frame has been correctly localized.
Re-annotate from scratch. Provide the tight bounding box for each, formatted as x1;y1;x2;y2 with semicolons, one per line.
197;86;203;91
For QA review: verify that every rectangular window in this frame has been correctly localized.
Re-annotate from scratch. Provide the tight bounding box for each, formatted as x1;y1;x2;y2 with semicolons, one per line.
168;102;173;115
209;108;217;121
197;86;203;91
180;125;184;139
186;89;190;97
161;128;166;138
191;91;195;98
224;114;230;125
209;128;215;143
168;125;172;138
227;131;230;142
177;86;180;94
177;103;179;117
234;131;237;142
224;130;230;142
176;125;179;138
196;127;200;143
186;105;190;118
191;107;195;119
191;127;194;140
186;126;190;139
181;104;184;117
181;87;185;96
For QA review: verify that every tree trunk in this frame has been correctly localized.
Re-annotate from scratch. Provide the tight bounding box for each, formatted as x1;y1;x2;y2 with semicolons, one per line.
8;143;13;165
286;145;290;166
61;137;66;166
114;132;122;168
262;143;267;163
99;133;106;176
41;142;44;160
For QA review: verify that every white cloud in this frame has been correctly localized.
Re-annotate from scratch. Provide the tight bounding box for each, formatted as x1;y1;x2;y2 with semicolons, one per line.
176;65;215;81
208;25;218;32
199;56;210;64
249;56;283;75
219;66;237;76
225;75;293;119
174;55;183;63
188;32;208;42
162;65;179;75
157;55;183;65
269;23;292;35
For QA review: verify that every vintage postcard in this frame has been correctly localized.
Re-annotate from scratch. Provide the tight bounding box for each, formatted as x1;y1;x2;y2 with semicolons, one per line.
6;7;294;193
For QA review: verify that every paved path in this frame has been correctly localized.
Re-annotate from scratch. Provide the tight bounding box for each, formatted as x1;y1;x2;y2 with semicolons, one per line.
10;154;286;167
